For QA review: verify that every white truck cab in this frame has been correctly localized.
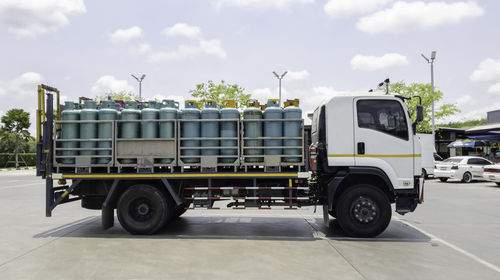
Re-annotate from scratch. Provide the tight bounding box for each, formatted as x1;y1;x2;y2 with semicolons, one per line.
310;92;424;237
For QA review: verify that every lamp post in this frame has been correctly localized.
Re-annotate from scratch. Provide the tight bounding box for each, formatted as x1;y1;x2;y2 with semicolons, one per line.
273;71;288;105
131;74;146;100
421;51;436;137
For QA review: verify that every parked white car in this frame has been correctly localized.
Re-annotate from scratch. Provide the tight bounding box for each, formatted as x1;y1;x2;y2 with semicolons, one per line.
434;156;493;183
483;164;500;186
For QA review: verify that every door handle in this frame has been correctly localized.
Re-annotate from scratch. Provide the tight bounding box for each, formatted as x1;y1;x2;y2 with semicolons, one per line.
357;142;365;155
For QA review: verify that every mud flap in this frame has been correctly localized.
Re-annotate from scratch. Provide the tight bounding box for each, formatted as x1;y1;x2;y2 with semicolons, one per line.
323;202;331;228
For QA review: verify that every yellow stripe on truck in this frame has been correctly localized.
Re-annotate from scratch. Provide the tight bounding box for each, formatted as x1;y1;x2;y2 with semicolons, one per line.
62;173;299;179
328;154;421;158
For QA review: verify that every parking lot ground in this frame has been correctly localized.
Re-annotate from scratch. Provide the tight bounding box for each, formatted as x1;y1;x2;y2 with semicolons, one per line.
0;170;499;279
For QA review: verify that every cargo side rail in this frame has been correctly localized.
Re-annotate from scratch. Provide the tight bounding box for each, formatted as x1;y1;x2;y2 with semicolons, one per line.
114;119;178;172
53;120;115;173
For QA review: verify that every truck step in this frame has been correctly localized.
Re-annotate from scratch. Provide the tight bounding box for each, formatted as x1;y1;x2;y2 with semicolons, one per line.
184;196;309;200
184;186;308;190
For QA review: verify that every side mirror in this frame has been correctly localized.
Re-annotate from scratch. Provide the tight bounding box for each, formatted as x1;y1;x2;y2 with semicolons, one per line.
416;105;424;122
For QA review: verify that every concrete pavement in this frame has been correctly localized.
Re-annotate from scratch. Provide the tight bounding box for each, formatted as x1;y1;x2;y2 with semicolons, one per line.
0;170;499;279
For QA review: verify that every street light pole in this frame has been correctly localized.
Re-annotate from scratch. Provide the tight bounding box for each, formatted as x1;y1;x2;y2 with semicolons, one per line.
131;74;146;100
421;51;436;137
273;71;288;105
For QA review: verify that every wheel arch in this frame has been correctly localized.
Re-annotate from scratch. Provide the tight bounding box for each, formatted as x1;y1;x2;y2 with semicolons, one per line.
325;167;395;217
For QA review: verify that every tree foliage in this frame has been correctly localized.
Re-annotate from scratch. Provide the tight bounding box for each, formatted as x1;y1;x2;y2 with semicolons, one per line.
390;82;459;133
95;91;138;102
0;109;33;166
438;118;487;128
189;80;250;108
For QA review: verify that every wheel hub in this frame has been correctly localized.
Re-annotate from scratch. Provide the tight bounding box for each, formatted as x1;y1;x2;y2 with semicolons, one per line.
464;173;471;181
130;198;154;221
351;196;379;224
137;203;150;215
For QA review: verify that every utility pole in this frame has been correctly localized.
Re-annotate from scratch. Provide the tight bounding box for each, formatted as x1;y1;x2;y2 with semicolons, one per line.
421;51;436;137
273;71;288;105
131;74;146;100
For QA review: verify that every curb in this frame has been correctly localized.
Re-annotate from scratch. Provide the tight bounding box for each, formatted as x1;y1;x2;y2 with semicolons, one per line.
0;167;36;172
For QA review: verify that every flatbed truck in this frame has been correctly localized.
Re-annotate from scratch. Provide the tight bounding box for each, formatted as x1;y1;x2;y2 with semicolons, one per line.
36;83;424;237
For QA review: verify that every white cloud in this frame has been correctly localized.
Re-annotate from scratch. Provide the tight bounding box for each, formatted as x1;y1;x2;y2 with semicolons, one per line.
0;72;44;135
441;102;500;123
214;0;314;10
0;0;86;37
0;72;43;98
199;39;227;58
455;94;477;107
357;1;484;34
470;58;500;82
109;26;143;43
286;70;310;81
164;23;201;39
488;83;500;94
149;39;226;62
130;43;152;55
11;72;43;88
324;0;392;18
252;87;280;101
350;53;409;71
91;75;134;95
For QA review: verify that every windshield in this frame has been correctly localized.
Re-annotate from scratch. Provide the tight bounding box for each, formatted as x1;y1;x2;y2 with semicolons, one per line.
443;158;463;163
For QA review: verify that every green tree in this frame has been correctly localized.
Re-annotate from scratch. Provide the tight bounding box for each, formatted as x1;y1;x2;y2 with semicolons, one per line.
438;119;487;128
0;109;32;167
189;80;251;108
390;82;459;132
95;91;139;102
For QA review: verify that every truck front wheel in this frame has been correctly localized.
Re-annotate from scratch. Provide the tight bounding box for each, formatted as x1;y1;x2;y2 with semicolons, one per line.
335;184;391;238
117;184;173;235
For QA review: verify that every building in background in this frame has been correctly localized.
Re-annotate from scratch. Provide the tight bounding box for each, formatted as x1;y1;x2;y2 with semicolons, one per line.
436;110;500;162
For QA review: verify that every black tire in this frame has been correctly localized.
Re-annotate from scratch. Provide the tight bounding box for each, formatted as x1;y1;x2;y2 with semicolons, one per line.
462;172;472;183
117;184;173;235
496;182;500;187
439;177;448;182
335;184;392;238
422;169;428;179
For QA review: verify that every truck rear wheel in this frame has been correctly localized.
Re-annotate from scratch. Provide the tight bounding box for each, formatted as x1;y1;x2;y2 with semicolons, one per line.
117;184;173;235
335;184;391;238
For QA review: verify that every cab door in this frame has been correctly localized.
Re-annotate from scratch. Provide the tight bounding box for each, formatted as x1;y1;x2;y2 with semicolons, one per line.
353;98;415;189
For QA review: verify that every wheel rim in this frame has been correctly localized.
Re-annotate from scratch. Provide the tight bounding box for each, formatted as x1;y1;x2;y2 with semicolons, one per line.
129;197;155;222
464;173;471;182
350;196;379;224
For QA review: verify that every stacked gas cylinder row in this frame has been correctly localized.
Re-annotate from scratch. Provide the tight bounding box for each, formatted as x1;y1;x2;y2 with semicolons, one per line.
57;99;180;166
242;98;303;165
56;97;303;169
178;99;240;165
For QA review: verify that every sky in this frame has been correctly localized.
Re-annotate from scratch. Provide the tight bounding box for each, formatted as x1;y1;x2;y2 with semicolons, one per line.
0;0;499;134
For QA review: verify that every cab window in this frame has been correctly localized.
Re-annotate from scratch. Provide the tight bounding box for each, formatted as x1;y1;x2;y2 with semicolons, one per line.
357;100;409;140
